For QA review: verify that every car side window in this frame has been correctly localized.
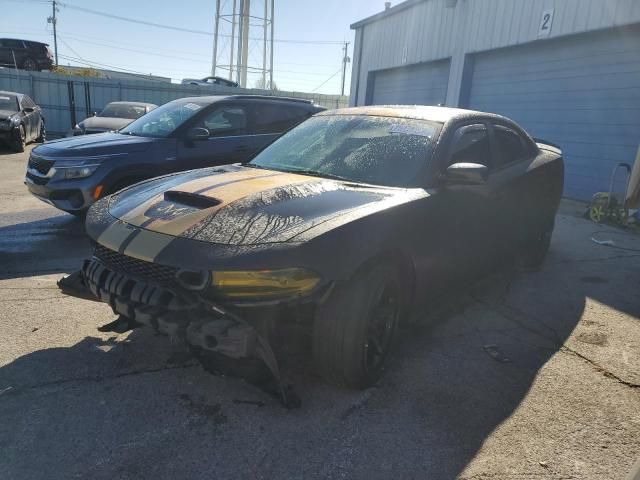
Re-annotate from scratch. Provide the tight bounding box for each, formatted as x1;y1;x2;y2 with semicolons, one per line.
251;104;310;135
2;39;25;49
492;125;529;168
448;125;491;167
196;106;247;137
21;96;36;109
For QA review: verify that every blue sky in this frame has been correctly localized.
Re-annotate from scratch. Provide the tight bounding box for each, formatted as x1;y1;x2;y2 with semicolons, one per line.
0;0;382;94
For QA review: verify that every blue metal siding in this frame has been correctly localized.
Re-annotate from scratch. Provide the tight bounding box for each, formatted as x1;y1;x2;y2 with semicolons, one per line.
469;27;640;200
369;59;450;106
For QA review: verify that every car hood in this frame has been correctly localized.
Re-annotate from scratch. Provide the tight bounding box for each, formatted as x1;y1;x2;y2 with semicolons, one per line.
34;132;156;157
106;165;408;246
0;110;17;120
80;116;132;131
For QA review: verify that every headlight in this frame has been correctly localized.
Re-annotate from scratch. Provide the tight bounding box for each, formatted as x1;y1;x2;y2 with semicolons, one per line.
211;268;321;299
58;164;99;179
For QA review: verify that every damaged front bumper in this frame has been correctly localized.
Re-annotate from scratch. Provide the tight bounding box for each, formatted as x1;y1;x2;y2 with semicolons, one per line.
58;256;302;408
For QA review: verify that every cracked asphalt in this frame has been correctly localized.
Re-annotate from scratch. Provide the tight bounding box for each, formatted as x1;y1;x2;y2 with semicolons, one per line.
1;145;639;479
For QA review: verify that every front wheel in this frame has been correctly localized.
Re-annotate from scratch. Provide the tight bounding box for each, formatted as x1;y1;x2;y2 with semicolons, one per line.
313;262;402;389
12;125;25;152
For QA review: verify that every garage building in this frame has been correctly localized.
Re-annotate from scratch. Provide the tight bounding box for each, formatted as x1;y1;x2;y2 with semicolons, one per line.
349;0;640;200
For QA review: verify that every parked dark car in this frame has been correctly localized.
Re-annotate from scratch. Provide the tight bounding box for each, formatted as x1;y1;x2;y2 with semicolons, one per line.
0;38;54;71
25;95;323;214
181;76;239;88
73;101;158;135
0;91;45;152
59;106;564;405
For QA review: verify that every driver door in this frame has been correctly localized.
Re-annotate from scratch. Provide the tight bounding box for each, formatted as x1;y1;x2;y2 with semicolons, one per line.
177;104;251;170
433;123;497;284
20;96;38;141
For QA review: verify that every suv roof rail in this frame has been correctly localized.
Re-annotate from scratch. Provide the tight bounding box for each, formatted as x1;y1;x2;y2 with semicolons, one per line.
228;95;315;105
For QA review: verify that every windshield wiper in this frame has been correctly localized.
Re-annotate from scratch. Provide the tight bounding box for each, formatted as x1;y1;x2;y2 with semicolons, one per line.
244;163;270;170
284;168;351;182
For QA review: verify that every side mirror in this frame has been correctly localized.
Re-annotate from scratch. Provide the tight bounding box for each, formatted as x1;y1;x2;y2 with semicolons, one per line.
445;162;489;185
23;106;35;113
186;127;210;141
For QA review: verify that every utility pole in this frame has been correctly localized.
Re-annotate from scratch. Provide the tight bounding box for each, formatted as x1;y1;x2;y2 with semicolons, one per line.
211;0;221;76
229;0;237;81
239;0;250;87
47;0;59;65
269;0;274;90
262;0;267;89
340;41;350;97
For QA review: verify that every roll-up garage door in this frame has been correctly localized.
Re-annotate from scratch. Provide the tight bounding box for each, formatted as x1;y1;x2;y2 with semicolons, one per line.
468;27;640;200
368;58;450;107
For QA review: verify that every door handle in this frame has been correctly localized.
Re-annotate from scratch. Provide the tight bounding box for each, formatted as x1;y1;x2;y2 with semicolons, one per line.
235;146;250;152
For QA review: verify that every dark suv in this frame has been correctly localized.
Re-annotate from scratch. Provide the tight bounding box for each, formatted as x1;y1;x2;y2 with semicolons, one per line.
25;95;324;215
0;39;54;71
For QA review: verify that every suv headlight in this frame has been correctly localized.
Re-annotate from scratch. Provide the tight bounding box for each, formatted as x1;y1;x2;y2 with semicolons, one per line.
56;164;100;179
211;268;321;299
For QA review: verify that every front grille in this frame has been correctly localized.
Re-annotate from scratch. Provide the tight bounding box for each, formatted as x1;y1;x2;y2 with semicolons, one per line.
26;172;48;185
28;155;55;175
93;244;178;286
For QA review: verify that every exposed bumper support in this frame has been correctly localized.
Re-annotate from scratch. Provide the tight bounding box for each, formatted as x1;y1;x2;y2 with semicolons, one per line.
58;258;300;408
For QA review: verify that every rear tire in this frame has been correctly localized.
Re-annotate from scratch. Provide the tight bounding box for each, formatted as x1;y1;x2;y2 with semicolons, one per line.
35;121;46;143
12;125;25;152
313;262;402;389
22;57;38;71
521;220;553;269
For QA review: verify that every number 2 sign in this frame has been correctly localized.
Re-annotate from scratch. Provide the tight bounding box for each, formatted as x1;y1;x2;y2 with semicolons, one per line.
538;9;554;37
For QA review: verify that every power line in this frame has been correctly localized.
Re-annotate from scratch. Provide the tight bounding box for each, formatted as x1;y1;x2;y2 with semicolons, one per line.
56;34;339;77
57;1;345;45
311;68;342;93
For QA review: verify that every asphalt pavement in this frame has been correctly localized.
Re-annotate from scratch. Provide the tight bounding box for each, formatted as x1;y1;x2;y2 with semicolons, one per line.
1;144;639;479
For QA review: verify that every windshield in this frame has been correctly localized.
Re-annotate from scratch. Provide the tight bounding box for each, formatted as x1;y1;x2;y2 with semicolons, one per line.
100;103;147;120
250;115;441;187
0;95;18;112
119;100;207;137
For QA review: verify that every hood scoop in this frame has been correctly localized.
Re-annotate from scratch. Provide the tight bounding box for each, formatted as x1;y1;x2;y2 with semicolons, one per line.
163;190;222;209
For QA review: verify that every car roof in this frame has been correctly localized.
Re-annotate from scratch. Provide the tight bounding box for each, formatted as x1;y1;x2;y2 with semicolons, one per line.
106;101;157;107
0;38;48;46
170;95;317;107
316;105;493;123
0;91;21;100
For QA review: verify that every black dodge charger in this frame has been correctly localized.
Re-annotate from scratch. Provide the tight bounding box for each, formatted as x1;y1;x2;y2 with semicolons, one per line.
61;106;563;404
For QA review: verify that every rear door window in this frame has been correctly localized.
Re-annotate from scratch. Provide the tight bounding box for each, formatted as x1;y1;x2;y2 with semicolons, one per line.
251;104;311;134
448;124;491;167
492;125;530;168
196;106;247;137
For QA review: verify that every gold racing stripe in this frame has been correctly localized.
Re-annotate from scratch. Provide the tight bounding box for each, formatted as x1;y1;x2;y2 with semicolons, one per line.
96;220;138;252
143;172;313;236
122;229;175;262
121;168;274;227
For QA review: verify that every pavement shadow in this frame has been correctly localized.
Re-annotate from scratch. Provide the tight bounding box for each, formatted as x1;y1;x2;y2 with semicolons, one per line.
0;213;91;280
0;225;638;478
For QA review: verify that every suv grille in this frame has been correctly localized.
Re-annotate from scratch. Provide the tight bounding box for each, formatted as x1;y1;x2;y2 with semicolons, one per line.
28;155;55;175
93;244;178;286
